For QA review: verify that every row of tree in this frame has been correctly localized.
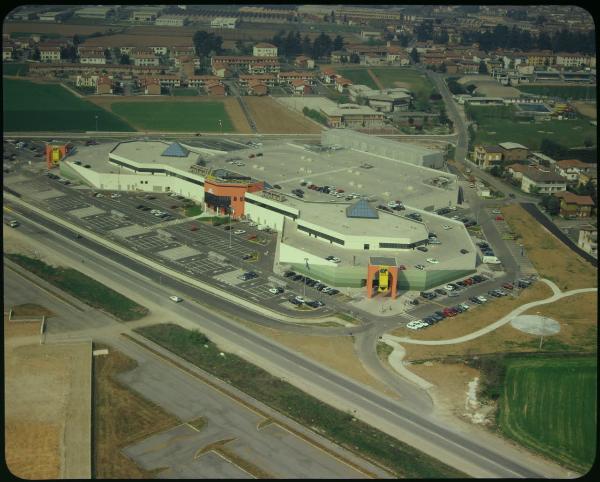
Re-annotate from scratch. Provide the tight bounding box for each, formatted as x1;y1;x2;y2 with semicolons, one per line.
271;30;344;59
416;22;595;55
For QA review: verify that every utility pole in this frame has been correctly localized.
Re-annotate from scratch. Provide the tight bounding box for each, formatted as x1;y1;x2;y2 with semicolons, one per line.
229;207;234;248
304;257;309;298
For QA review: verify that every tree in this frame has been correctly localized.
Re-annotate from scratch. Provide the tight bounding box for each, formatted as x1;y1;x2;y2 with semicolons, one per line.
301;35;312;56
32;47;40;61
193;31;223;57
490;165;504;177
119;53;130;65
349;53;360;64
333;34;344;51
544;195;561;215
540;138;568;158
478;60;488;74
409;47;419;64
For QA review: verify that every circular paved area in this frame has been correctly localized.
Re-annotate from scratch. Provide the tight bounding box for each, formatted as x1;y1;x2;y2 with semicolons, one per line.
510;315;560;335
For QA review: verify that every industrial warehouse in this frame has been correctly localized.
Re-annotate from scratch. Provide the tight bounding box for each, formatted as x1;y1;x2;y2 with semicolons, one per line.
58;131;477;291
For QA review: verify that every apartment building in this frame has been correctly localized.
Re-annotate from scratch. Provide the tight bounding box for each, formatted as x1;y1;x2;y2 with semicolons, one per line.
474;144;504;169
252;42;278;58
553;191;594;218
39;46;61;62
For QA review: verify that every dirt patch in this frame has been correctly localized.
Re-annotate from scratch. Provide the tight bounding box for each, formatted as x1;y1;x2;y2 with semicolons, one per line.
392;282;553;341
4;316;42;339
393;81;412;89
367;69;384;90
237;322;401;400
5;420;62;479
93;347;181;478
4;341;90;478
502;204;597;290
244;96;323;134
3;22;115;36
572;101;597;120
473;82;522;98
11;303;55;317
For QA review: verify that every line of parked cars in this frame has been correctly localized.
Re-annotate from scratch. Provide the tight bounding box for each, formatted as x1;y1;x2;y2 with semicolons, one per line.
283;271;340;296
408;277;535;330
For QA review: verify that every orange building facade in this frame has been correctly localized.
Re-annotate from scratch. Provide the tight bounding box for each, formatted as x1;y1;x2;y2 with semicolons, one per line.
45;143;71;169
203;179;263;218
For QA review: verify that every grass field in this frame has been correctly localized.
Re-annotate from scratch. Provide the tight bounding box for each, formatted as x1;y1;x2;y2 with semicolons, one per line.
136;323;466;478
517;84;596;101
335;68;379;89
93;346;180;478
498;356;597;472
2;78;133;132
370;67;436;95
110;101;234;132
468;105;596;149
2;62;30;76
6;253;149;321
172;88;199;96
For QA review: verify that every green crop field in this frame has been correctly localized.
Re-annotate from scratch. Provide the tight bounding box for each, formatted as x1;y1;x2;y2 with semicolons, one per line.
110;101;234;132
498;356;597;473
517;84;596;101
3;78;133;132
172;88;199;96
2;62;30;76
467;105;596;149
335;68;379;89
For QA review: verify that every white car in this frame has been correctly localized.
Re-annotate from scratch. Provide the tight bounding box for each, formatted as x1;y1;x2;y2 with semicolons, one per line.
110;193;121;198
426;258;439;264
444;284;455;291
387;201;399;208
491;209;501;214
169;295;183;303
268;287;283;294
294;295;305;303
451;215;460;220
406;321;421;330
234;229;246;235
442;224;452;230
249;222;258;227
459;303;470;310
477;295;488;303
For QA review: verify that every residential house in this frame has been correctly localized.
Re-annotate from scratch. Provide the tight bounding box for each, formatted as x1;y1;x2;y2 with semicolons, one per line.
155;15;187;27
330;50;347;64
39;45;61;63
498;142;529;162
393;111;440;126
553;191;594;218
187;75;220;88
96;75;113;95
529;151;556;167
422;51;446;66
247;81;268;96
76;73;99;88
139;77;160;95
320;68;338;84
319;104;385;129
238;74;276;87
335;77;353;93
211;55;279;74
205;81;226;96
526;50;556;67
577;225;597;257
294;55;315;69
131;51;159;67
519;166;567;194
210;17;238;29
291;79;311;95
155;74;181;88
79;47;106;65
277;71;316;85
211;63;230;78
555;52;591;68
252;42;278;58
474;144;504;169
578;167;597;187
3;45;13;61
131;9;160;23
555;159;596;184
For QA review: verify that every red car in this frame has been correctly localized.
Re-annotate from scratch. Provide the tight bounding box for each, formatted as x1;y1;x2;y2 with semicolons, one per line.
464;278;474;285
336;188;345;193
190;224;198;231
495;215;504;221
502;282;514;290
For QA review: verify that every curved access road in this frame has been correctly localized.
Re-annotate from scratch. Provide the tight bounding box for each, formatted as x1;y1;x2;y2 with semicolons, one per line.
392;278;597;346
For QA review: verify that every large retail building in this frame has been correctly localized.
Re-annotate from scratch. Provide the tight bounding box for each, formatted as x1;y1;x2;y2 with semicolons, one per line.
60;131;476;290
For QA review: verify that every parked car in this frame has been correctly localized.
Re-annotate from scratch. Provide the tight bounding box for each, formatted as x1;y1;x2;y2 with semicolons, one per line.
460;249;469;254
415;264;425;270
269;287;284;294
169;295;183;303
283;271;296;278
434;288;447;296
502;282;514;290
234;229;246;235
426;258;439;264
416;246;428;252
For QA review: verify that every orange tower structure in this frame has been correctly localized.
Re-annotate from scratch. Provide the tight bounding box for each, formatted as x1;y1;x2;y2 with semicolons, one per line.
366;257;399;299
45;143;70;169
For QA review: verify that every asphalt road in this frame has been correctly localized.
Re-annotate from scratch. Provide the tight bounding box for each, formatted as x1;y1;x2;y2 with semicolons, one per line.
5;198;555;478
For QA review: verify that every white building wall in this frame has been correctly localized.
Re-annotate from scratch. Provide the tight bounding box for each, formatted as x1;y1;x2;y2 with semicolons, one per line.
243;203;285;230
278;241;336;268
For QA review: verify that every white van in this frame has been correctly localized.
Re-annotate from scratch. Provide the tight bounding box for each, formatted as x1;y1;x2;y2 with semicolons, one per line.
482;255;501;264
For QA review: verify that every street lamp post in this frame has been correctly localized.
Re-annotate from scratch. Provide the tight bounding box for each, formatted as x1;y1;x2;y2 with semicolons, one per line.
303;257;309;298
229;207;234;248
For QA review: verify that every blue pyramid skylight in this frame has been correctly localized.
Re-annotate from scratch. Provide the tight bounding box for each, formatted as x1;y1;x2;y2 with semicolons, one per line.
162;142;189;157
346;199;379;219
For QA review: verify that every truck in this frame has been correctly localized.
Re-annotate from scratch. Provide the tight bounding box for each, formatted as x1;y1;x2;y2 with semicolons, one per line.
482;255;501;264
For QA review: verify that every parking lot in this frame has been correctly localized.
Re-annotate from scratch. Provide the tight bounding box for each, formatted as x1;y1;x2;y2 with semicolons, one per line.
4;168;332;313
